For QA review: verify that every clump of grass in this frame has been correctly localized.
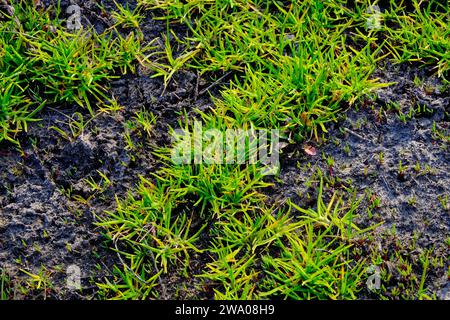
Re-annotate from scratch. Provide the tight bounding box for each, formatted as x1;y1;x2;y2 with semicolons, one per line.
142;0;390;140
95;0;386;299
1;269;12;300
347;0;449;80
98;171;374;299
384;0;450;80
0;73;43;144
95;0;449;300
259;223;365;299
19;267;53;299
0;1;152;145
110;0;144;30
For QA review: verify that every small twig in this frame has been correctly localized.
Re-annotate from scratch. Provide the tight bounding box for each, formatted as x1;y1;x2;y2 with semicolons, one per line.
91;11;114;28
342;127;373;144
113;240;150;284
198;71;232;96
410;176;421;187
269;197;288;216
194;71;200;101
381;174;392;192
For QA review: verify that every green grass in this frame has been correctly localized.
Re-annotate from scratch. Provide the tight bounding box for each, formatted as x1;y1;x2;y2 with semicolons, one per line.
0;0;151;145
98;173;375;299
142;0;392;139
91;0;450;300
1;0;448;300
383;0;450;79
1;269;11;300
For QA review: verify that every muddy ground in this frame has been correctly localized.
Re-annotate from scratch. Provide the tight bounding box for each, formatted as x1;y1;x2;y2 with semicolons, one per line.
271;61;449;299
0;1;448;299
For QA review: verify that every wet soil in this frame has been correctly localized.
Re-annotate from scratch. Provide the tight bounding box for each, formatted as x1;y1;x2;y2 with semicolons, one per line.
0;1;448;299
270;61;449;299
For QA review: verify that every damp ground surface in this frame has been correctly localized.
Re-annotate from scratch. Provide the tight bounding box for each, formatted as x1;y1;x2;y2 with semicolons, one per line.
0;0;449;299
271;62;450;299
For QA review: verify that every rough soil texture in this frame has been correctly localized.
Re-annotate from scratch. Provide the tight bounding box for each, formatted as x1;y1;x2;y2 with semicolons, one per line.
0;0;208;298
269;62;449;299
0;1;448;299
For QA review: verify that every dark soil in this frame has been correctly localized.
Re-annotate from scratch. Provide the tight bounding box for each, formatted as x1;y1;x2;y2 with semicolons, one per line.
0;1;448;299
269;61;449;299
0;0;208;299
